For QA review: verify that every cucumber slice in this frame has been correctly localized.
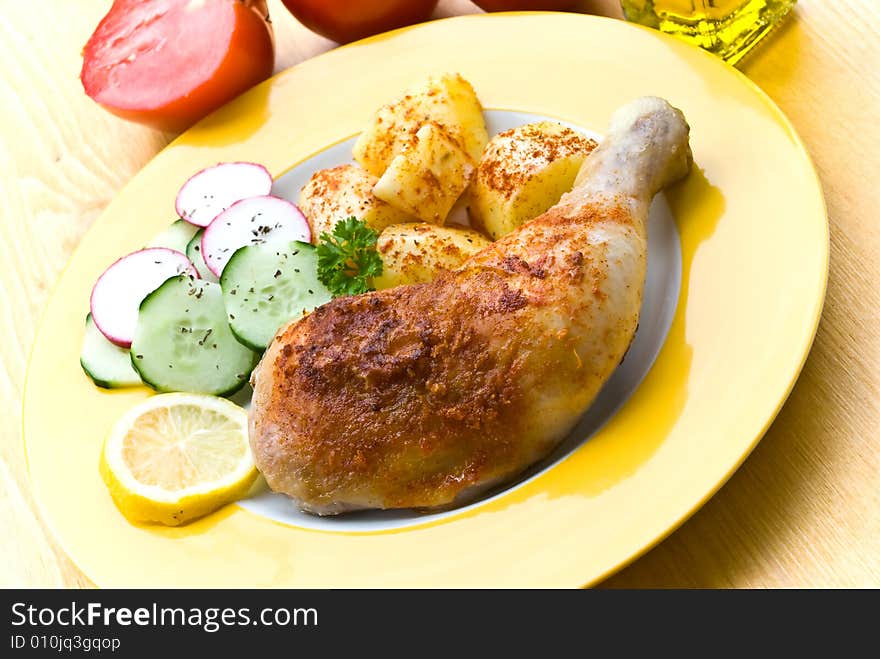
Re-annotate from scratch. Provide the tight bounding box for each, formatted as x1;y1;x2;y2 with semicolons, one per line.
80;313;142;389
220;241;331;351
131;274;259;395
186;229;219;283
147;219;199;252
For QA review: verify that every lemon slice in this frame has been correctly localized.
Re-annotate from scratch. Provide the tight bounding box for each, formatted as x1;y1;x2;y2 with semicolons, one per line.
100;393;257;526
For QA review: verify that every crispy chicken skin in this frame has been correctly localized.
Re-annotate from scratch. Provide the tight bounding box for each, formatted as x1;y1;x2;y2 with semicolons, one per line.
250;97;692;514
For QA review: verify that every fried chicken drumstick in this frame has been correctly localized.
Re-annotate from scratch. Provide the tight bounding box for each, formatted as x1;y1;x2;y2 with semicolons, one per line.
250;97;692;514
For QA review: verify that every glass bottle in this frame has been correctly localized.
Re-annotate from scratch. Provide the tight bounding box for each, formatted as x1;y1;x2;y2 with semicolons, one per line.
620;0;797;64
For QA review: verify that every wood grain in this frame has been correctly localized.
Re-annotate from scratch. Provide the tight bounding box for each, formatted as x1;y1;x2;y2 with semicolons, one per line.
1;0;876;587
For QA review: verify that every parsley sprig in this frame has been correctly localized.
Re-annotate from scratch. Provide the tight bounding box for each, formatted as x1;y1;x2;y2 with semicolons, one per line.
315;217;383;297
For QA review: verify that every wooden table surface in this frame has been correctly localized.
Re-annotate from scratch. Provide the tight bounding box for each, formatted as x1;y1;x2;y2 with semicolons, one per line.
1;0;877;588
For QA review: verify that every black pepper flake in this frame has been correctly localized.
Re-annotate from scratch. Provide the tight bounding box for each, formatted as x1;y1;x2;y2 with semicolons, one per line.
273;270;281;278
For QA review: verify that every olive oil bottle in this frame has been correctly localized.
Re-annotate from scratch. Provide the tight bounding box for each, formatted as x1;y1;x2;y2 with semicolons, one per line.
620;0;796;64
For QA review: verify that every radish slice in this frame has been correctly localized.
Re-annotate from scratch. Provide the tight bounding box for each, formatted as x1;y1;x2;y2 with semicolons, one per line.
201;196;311;276
90;248;198;348
175;162;273;227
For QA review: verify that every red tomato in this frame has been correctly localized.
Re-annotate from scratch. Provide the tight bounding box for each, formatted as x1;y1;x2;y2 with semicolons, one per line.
81;0;274;133
280;0;439;44
472;0;578;10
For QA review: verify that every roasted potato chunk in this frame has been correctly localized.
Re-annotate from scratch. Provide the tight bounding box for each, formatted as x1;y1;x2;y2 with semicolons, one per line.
373;122;475;225
469;121;597;240
353;72;488;177
298;164;415;240
373;222;491;289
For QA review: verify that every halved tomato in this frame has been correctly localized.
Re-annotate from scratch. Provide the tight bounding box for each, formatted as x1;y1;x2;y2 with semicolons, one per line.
280;0;439;44
81;0;274;133
472;0;578;10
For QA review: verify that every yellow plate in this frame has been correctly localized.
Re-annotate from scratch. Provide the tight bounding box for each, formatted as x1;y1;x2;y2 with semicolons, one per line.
23;13;827;587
